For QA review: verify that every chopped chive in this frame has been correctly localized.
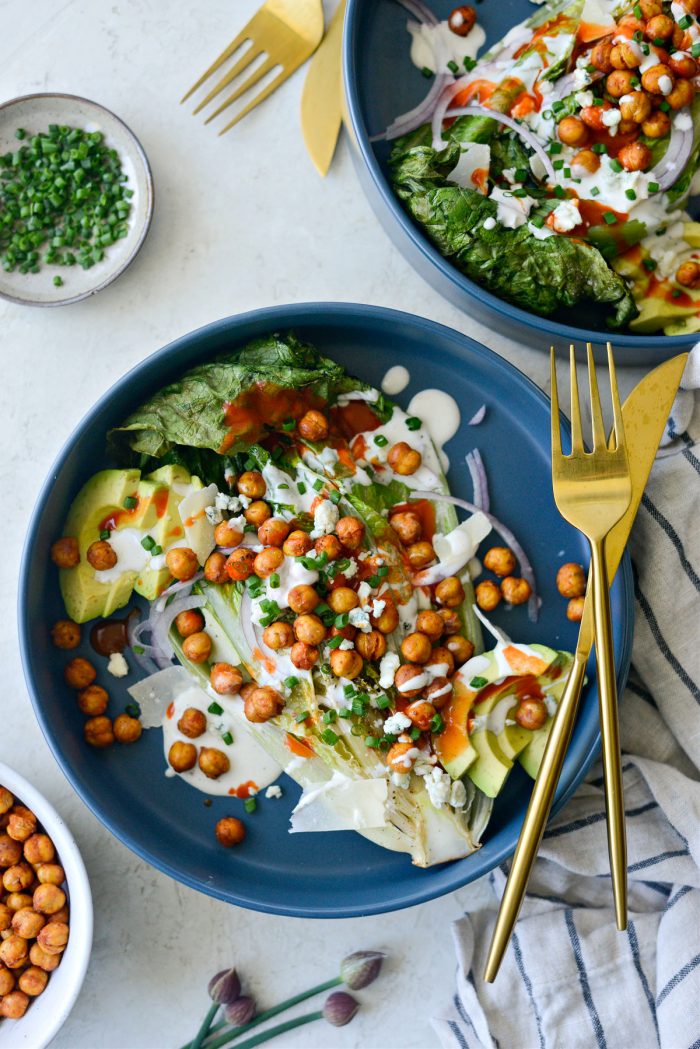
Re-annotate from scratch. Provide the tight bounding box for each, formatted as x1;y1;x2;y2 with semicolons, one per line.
530;214;545;228
643;257;657;271
590;185;600;196
329;490;341;504
221;731;233;746
373;434;389;447
335;613;350;627
633;29;643;41
602;211;617;225
321;728;339;745
652;36;666;46
463;56;476;71
365;735;380;748
512;188;528;198
151;544;163;556
514;168;529;183
376;693;391;709
447;60;459;74
269;572;280;589
679;14;693;29
671;288;682;298
244;798;256;813
123;495;137;509
281;418;295;432
141;535;156;550
313;479;324;492
53;275;63;286
633;3;642;16
421;66;434;78
410;726;421;741
99;529;110;540
295;711;309;723
692;41;700;58
591;143;607;154
430;713;445;734
327;634;344;650
125;702;140;718
284;676;299;690
208;701;223;715
377;565;389;577
406;416;422;431
659;100;671;112
470;676;488;689
553;185;566;198
548;142;563;155
368;574;380;587
278;482;290;490
625;188;637;201
610;159;623;173
297;481;307;495
322;709;337;724
648;181;660;193
343;684;355;697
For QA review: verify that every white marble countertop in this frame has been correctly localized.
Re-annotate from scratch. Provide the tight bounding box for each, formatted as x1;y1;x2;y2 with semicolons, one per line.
0;2;561;1046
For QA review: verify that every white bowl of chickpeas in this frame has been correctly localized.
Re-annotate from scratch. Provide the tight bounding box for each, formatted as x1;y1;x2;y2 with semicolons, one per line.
0;763;92;1049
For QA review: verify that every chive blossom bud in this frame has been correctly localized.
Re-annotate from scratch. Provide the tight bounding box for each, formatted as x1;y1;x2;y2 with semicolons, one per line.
223;995;256;1027
208;967;241;1006
340;949;386;990
323;991;360;1027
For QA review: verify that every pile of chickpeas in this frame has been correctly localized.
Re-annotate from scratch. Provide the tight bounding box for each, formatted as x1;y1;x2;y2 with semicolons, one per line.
557;0;698;179
472;546;533;613
556;562;587;620
0;787;70;1021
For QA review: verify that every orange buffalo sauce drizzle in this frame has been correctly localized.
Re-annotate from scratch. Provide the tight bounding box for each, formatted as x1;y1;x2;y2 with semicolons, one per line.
228;781;259;798
285;733;315;758
253;647;276;675
219;382;325;453
436;677;477;766
98;485;170;533
391;499;436;541
166;702;175;719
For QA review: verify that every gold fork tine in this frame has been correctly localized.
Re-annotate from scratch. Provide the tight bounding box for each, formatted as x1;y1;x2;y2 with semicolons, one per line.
550;348;562;460
217;68;289;134
193;45;264;115
569;344;584;455
205;56;278;123
587;342;607;451
181;27;251;104
607;341;626;453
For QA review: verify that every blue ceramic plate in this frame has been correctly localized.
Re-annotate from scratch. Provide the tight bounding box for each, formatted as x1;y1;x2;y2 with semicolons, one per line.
343;0;697;365
19;304;633;917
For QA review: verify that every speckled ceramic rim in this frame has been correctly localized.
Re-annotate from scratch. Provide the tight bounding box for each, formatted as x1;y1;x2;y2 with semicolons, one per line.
0;762;93;1048
0;93;154;308
342;0;694;360
17;304;634;917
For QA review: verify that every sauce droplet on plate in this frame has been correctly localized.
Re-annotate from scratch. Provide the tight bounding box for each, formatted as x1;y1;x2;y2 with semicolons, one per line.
407;389;461;470
90;618;129;656
381;365;410;396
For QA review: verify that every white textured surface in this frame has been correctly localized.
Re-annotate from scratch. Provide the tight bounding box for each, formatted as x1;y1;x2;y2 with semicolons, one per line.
0;1;550;1046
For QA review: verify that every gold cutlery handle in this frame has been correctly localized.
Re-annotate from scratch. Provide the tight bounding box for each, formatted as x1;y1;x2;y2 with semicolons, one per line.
591;539;627;930
484;649;588;982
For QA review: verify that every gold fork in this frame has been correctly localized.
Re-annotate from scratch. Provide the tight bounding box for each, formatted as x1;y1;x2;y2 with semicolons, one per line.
181;0;324;135
549;343;632;930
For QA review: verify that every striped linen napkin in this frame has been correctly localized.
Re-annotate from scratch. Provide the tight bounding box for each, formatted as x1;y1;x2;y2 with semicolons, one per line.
434;359;700;1049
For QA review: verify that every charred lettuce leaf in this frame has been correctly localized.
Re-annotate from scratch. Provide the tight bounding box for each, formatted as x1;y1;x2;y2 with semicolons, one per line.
389;139;638;328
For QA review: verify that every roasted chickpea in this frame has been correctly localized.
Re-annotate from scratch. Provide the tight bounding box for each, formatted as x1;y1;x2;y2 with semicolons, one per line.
50;536;80;568
49;905;69;926
86;539;117;571
288;584;320;614
77;683;109;717
438;608;462;635
83;715;114;748
238;471;266;499
482;546;516;577
590;39;614;72
0;835;23;867
447;4;476;36
400;632;433;664
198;747;230;780
253;546;285;579
290;641;320;670
567;597;585;622
642;108;671;137
210;662;244;695
580;101;613;130
177;707;207;739
475;579;501;611
641;63;674;94
515;697;548;730
173;611;204;643
645;13;674;41
11;908;44;939
23;834;54;866
3;864;34;893
261;622;292;653
389;511;422;545
50;619;81;650
405;700;436;732
676;260;700;287
182;631;212;664
371;598;399;634
244;686;285;723
638;0;662;15
4;893;33;912
407;541;435;568
445;634;475;666
335;516;365;550
19;966;48;997
620;91;652;123
283;530;314;557
0;935;28;969
225;547;256;581
331;623;357;643
244;500;271;527
0;965;14;994
386;741;418;772
668;52;697;79
557;115;589;146
556;562;586;598
610;41;641;69
415;610;444;641
394;664;426;699
617;13;645;33
29;942;60;972
386;442;422;476
258;518;291;548
239;682;257;703
214;519;243;547
64;657;96;690
293;614;327;646
606;69;637;97
501;576;532;605
571;148;601;175
426;677;454;709
298;409;329;441
166;546;199;581
354;630;387;661
0;788;12;815
215;817;246;847
37;921;69;955
168;740;197;772
329;648;363;679
0;990;29;1018
35;863;65;886
201;550;227;584
315;534;343;561
113;714;142;744
667;77;695;108
33;884;65;916
0;904;11;931
327;587;359;614
429;646;456;676
435;576;465;608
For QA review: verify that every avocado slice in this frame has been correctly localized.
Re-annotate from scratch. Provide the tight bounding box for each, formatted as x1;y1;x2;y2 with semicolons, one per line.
60;468;141;623
133;465;193;601
518;651;575;779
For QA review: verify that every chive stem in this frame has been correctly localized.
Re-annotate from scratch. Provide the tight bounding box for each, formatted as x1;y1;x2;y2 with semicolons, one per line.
206;1011;324;1049
190;1002;219;1049
199;977;340;1048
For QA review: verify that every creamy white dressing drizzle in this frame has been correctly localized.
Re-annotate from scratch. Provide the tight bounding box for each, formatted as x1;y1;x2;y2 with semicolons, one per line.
409;20;486;75
381;365;410;395
406;389;461;471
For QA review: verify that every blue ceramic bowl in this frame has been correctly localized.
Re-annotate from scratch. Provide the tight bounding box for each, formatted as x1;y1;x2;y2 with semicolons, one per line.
343;0;697;365
19;303;633;917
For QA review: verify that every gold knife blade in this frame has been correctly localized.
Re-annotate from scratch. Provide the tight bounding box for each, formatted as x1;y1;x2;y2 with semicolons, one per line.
300;0;346;176
484;351;688;983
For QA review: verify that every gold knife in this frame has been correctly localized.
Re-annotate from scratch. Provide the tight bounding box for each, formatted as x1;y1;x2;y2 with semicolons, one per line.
484;352;688;983
300;0;346;175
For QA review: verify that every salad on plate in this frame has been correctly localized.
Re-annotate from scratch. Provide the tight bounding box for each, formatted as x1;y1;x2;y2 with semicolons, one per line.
50;335;574;868
383;0;700;335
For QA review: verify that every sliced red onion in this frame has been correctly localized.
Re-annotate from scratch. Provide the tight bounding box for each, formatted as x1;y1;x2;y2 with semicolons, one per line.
410;490;540;622
650;117;694;191
548;67;603;102
437;102;557;183
152;594;207;665
468;404;486;426
154;573;203;613
466;449;490;513
395;0;438;24
127;611;161;676
374;50;450;142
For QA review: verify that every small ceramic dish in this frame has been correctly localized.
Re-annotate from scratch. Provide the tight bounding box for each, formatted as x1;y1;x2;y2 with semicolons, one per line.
0;761;93;1049
0;93;153;307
